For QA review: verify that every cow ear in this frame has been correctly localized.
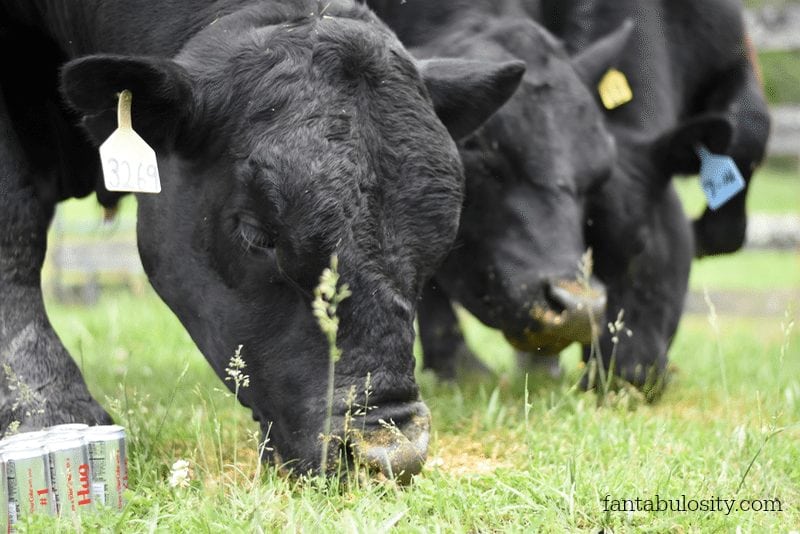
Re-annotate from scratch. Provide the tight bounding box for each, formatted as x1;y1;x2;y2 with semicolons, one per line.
654;114;734;175
418;58;526;140
60;55;194;148
571;19;635;87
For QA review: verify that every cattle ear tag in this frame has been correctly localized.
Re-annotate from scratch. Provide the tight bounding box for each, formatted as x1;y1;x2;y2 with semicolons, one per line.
598;69;633;110
696;145;745;211
99;90;162;194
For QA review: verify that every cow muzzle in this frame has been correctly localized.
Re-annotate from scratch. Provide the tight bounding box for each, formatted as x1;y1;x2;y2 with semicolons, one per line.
505;276;607;353
348;401;431;484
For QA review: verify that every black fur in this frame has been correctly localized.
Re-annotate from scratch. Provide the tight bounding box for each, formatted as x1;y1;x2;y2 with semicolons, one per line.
0;0;522;473
368;0;625;378
538;0;771;257
533;0;770;393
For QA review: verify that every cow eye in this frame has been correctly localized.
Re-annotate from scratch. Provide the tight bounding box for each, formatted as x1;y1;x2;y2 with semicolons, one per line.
236;214;276;255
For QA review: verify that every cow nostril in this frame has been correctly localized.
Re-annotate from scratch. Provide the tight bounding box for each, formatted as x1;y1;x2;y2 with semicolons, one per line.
543;281;569;314
546;279;605;314
349;401;431;484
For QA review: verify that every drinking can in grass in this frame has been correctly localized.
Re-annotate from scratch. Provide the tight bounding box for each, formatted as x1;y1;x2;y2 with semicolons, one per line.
0;456;8;534
85;425;128;509
46;424;90;435
0;440;55;525
45;433;93;514
0;431;50;448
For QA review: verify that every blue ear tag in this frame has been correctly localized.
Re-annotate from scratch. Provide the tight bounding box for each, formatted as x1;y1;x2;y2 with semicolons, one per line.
696;145;745;211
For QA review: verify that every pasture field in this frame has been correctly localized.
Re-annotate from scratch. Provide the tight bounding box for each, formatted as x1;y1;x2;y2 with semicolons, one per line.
8;166;799;532
26;286;799;532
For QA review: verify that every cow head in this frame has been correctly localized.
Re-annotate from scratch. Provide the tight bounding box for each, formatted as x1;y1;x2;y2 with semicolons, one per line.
60;4;523;479
434;20;633;355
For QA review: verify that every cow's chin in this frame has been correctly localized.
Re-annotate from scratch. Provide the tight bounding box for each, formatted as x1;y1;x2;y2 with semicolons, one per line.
505;332;573;355
251;397;432;484
503;314;592;355
503;294;604;354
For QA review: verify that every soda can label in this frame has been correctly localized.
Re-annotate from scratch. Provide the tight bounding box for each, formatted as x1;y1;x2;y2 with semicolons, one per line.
45;436;93;514
1;444;55;523
85;426;128;509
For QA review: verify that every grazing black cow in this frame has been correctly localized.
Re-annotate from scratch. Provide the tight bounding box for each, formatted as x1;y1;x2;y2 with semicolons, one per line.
530;0;770;392
537;0;771;257
0;0;525;478
368;0;631;378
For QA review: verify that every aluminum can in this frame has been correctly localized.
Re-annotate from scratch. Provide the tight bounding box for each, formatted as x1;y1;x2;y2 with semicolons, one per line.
0;440;55;526
46;424;90;435
84;425;128;509
44;433;93;514
0;431;49;449
0;456;8;534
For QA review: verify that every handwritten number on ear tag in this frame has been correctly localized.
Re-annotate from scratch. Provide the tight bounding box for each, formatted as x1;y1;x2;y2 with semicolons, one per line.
696;145;745;211
99;90;162;194
598;69;633;110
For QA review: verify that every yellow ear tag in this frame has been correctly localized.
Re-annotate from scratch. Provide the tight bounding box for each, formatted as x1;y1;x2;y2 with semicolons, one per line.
598;69;633;110
99;90;162;193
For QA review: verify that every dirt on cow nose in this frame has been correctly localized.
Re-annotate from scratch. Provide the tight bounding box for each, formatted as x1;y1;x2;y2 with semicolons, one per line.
543;278;607;335
504;276;607;353
348;401;431;485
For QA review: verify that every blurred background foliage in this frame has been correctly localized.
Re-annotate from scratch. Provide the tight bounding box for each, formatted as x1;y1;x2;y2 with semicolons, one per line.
745;0;800;103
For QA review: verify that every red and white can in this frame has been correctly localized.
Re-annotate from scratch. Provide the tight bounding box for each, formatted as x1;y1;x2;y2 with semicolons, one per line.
0;439;55;526
44;433;93;514
84;425;128;509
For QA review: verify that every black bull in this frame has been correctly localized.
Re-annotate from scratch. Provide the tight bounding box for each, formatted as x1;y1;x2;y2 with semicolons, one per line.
367;0;624;378
370;0;769;396
0;0;526;478
537;0;770;392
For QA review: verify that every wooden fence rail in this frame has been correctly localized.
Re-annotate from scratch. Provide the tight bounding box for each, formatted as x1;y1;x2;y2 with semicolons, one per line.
767;105;800;159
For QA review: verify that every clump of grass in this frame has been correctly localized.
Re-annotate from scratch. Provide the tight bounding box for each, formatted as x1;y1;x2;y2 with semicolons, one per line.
736;305;797;494
312;255;351;474
225;345;250;392
339;374;376;484
2;362;46;420
5;420;20;436
576;248;619;400
225;344;250;484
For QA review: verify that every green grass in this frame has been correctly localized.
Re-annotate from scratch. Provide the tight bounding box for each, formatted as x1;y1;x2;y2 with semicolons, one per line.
691;251;800;291
14;288;796;531
746;1;800;105
745;0;798;7
760;50;800;105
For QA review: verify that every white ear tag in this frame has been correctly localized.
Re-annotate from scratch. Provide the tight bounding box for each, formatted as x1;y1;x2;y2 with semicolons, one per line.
99;90;162;194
